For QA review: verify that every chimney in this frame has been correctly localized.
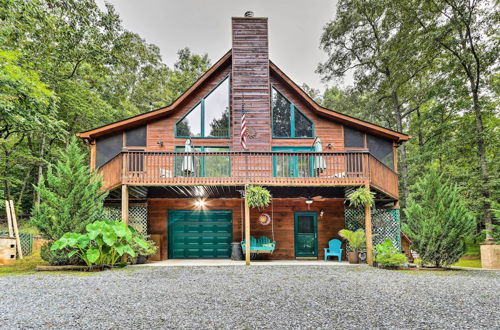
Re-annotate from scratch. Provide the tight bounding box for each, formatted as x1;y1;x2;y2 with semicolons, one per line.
231;13;271;151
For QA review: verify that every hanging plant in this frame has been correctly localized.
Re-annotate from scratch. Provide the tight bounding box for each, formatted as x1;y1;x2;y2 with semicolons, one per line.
346;187;375;208
246;186;271;211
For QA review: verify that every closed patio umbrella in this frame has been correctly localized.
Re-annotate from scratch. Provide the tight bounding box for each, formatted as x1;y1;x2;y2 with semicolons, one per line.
181;139;195;176
314;137;327;175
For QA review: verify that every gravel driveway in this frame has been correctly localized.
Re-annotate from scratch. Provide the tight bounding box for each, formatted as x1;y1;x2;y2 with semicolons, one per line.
0;265;499;329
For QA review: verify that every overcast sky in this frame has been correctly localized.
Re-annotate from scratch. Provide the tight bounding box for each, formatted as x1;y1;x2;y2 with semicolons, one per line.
97;0;349;91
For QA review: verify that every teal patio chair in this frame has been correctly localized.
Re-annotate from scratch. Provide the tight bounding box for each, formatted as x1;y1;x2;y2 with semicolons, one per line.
324;238;342;261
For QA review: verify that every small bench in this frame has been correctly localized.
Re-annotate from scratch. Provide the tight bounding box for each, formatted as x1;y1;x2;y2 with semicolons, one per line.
241;236;276;254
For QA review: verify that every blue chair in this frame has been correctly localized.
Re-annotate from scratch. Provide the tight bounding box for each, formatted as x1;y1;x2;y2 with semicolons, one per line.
324;239;342;261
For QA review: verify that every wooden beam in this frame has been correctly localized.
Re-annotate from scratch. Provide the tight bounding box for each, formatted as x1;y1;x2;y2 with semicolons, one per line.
5;200;14;237
364;184;373;266
244;186;251;265
121;185;129;225
89;142;96;171
9;200;23;259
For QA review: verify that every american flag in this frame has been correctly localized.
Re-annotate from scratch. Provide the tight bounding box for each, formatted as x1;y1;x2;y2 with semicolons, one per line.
240;99;248;150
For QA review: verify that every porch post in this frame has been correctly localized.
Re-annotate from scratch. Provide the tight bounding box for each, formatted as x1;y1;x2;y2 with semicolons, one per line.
365;183;373;266
121;184;129;225
244;185;251;265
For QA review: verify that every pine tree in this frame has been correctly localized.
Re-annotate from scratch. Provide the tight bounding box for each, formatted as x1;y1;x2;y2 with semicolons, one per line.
31;137;108;240
403;169;475;267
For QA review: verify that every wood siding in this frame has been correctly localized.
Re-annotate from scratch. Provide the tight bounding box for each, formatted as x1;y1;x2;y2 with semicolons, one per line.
231;17;271;151
147;198;345;260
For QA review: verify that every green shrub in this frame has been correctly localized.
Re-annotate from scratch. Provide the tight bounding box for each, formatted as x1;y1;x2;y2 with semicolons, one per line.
374;239;408;268
129;229;158;261
40;243;82;266
31;137;108;243
51;220;151;267
338;229;366;252
403;169;475;267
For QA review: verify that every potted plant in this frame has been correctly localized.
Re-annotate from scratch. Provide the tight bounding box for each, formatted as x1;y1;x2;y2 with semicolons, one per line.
339;229;366;264
245;186;271;211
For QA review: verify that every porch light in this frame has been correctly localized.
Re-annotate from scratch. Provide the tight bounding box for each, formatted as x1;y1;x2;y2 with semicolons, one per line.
305;198;313;205
195;199;206;208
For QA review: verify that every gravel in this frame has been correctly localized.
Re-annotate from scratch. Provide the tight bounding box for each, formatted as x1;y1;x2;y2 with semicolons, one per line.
0;265;499;329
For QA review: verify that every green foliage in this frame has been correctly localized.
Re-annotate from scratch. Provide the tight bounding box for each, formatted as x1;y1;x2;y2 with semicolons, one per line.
403;169;476;267
129;229;158;257
245;186;271;210
374;238;408;268
338;229;366;252
31;137;108;241
51;220;152;267
40;243;82;266
346;187;375;208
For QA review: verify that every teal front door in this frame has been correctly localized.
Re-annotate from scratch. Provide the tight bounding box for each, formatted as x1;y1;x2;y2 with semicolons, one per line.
273;147;313;178
168;210;232;259
294;212;318;258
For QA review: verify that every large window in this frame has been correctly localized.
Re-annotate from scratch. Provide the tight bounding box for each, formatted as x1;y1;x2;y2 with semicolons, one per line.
96;133;123;168
367;134;394;170
272;88;314;138
174;146;230;177
175;77;229;138
344;126;365;148
126;125;146;147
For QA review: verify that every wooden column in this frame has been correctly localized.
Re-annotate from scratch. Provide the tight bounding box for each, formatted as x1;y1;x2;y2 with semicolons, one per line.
365;183;373;266
90;141;96;171
121;184;129;225
244;186;251;265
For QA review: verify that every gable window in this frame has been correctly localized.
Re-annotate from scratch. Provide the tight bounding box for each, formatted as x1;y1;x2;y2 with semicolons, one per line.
175;77;230;138
272;87;314;138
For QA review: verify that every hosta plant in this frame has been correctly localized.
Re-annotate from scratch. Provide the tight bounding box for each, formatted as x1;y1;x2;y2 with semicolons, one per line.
51;220;151;267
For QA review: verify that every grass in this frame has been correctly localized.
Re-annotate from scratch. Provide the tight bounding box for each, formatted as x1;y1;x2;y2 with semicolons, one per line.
0;220;40;235
0;252;47;277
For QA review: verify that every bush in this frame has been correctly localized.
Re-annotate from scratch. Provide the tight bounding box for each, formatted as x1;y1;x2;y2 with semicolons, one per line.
374;239;407;268
31;137;108;242
51;220;152;267
403;169;475;267
129;229;157;263
40;243;82;266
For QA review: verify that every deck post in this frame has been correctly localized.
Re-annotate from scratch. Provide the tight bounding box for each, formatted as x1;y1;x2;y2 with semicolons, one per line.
244;185;251;265
365;183;373;266
121;184;129;225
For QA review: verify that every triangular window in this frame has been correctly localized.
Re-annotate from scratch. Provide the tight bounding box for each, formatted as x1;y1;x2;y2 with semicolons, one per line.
272;87;314;138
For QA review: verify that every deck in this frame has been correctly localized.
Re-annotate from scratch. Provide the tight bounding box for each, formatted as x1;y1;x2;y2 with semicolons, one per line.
98;151;399;199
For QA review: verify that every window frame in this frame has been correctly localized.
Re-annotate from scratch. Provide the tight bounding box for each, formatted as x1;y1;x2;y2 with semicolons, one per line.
175;75;230;139
271;86;315;139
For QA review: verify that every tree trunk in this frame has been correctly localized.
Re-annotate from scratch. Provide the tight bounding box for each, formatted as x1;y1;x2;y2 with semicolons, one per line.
35;136;46;206
391;90;409;204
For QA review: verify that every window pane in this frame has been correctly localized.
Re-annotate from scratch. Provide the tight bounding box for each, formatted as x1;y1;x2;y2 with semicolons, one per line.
176;103;201;137
297;216;314;233
344;126;365;148
272;89;291;137
96;133;122;168
204;78;229;137
175;146;202;177
367;134;394;170
294;108;313;137
126;126;146;147
204;147;229;177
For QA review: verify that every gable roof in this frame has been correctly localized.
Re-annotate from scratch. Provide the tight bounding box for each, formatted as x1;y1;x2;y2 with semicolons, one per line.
77;50;409;142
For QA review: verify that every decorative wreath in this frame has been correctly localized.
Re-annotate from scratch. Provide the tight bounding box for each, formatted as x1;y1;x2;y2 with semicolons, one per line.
247;127;257;139
258;213;271;226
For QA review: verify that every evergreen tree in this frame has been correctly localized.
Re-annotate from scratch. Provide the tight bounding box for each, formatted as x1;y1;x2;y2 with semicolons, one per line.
403;169;475;267
31;137;108;240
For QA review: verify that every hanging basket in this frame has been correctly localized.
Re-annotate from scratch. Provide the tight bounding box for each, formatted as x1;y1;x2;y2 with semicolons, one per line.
258;213;271;226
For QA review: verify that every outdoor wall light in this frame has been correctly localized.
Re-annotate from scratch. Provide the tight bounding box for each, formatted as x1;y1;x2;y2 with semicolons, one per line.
195;199;205;208
157;141;164;147
320;209;325;218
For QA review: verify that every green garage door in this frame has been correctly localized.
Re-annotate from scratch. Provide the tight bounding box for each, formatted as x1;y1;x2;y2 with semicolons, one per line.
168;210;232;259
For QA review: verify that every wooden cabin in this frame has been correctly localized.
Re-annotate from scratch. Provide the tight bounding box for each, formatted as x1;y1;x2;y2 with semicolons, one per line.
77;14;409;263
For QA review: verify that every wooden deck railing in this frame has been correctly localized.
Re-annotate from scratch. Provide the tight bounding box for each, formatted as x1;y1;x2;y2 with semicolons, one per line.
98;151;399;198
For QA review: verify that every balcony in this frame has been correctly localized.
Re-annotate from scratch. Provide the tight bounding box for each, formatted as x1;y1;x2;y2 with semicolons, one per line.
98;151;399;199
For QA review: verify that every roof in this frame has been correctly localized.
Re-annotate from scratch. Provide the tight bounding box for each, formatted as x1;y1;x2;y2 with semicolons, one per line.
77;50;409;142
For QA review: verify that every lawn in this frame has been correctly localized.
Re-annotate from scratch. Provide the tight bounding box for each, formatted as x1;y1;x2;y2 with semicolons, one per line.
0;253;47;277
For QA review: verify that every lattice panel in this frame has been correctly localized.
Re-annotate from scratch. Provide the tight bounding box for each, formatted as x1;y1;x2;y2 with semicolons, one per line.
103;205;148;235
0;231;33;256
345;209;401;250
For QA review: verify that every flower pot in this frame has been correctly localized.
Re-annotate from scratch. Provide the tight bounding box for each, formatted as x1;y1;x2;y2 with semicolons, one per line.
347;251;359;264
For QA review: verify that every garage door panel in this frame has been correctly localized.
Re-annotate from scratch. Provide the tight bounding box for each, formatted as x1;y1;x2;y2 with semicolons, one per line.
168;210;232;259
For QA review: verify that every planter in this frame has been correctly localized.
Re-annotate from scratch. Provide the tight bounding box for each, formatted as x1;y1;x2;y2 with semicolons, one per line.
347;251;359;264
480;243;500;270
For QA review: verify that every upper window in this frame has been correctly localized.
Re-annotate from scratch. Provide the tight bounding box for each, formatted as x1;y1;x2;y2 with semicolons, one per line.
272;88;314;138
175;77;230;138
367;134;394;170
126;125;147;147
344;126;365;148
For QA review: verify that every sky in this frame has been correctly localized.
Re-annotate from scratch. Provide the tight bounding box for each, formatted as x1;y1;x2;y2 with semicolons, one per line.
97;0;349;91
